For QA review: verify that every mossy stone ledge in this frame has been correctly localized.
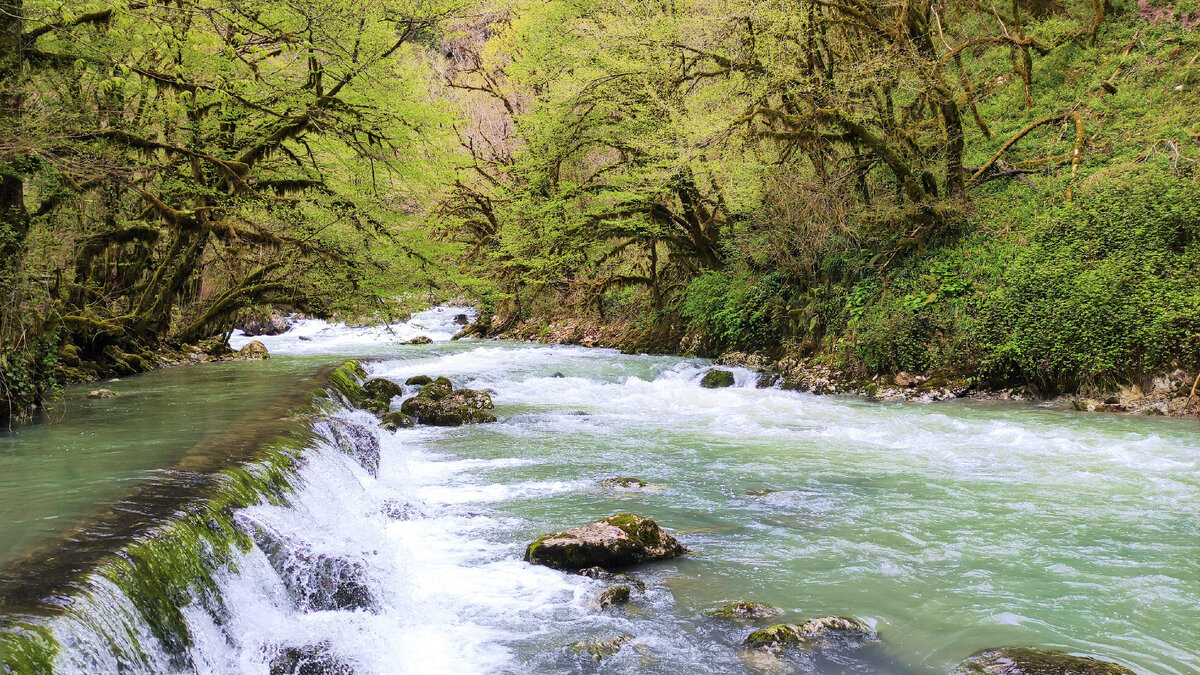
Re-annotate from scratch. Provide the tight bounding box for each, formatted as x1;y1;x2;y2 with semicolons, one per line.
524;513;687;570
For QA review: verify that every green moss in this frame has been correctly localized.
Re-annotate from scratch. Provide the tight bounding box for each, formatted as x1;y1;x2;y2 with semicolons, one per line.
97;441;300;655
326;360;368;404
0;622;59;673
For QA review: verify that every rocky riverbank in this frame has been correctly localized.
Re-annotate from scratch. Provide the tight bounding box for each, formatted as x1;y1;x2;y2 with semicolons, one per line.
466;313;1200;419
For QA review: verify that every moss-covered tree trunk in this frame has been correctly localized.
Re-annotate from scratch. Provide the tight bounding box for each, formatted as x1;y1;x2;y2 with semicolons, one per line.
0;0;26;268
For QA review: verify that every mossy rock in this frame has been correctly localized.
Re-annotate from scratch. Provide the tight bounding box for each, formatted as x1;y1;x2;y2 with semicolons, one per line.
419;377;454;400
568;634;633;661
708;601;780;621
400;387;495;426
363;378;402;400
700;369;736;388
595;585;632;609
600;477;648;488
405;375;433;386
327;361;369;405
524;513;687;570
87;389;119;399
237;340;270;360
406;335;433;345
380;411;414;431
953;648;1135;675
745;617;876;652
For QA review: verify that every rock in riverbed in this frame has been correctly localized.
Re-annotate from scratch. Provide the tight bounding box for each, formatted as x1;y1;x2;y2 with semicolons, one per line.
237;340;270;360
405;375;433;386
400;378;496;426
406;335;433;345
953;647;1135;675
708;601;780;621
525;513;687;570
379;411;414;431
600;477;648;489
568;634;633;660
700;369;736;388
745;617;876;652
88;389;119;399
595;585;632;608
269;643;352;675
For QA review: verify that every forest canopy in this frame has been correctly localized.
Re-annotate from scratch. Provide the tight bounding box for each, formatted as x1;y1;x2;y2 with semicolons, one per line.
2;0;1199;420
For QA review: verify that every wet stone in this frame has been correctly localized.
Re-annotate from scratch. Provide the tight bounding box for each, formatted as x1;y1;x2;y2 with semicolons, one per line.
745;616;877;652
595;585;632;608
568;634;633;661
269;643;353;675
700;369;736;388
708;601;781;621
953;647;1135;675
525;513;687;570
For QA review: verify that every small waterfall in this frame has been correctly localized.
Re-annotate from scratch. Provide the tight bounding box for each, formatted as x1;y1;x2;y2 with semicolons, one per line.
0;362;403;674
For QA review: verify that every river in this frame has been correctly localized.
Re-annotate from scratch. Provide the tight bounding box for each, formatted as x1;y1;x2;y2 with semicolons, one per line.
1;307;1196;673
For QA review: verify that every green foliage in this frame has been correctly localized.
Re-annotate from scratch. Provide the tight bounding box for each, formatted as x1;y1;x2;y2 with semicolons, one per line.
680;270;787;353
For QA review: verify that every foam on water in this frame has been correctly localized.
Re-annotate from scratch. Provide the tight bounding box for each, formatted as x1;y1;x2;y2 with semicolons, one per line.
228;305;476;355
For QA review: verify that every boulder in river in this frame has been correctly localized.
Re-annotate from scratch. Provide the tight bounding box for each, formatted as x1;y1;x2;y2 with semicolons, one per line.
292;552;375;612
237;340;270;360
87;389;119;399
600;477;648;489
405;375;433;386
363;378;402;401
406;335;433;345
380;411;414;431
953;647;1135;675
269;643;353;675
745;617;876;652
708;601;780;621
361;378;402;415
700;369;736;388
454;313;471;325
400;378;496;426
524;513;687;570
595;585;632;608
238;313;290;337
568;633;633;660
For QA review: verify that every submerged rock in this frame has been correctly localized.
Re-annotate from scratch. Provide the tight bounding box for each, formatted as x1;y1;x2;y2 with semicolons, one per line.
379;411;414;431
237;340;270;360
400;378;496;426
525;513;687;570
600;477;648;489
708;601;780;621
87;388;119;399
700;369;736;388
269;643;353;675
380;499;424;520
568;634;633;660
314;416;380;476
745;617;876;652
953;648;1135;675
292;552;375;612
595;585;632;608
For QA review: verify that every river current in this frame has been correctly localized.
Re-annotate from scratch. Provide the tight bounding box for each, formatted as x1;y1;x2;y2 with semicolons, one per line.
3;307;1197;673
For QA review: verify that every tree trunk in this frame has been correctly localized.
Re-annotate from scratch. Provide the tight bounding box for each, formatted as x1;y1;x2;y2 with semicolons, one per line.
0;0;27;267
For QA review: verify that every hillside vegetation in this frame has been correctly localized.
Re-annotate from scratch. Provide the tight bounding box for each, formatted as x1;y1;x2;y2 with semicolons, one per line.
437;0;1200;397
2;0;1198;421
